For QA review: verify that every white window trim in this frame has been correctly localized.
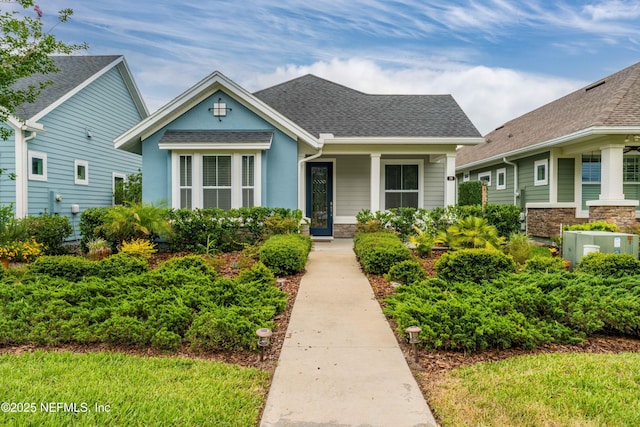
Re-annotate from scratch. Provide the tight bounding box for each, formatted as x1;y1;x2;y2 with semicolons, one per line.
496;168;507;190
380;159;424;210
171;151;261;209
28;150;47;181
478;171;491;187
74;160;89;185
534;159;548;186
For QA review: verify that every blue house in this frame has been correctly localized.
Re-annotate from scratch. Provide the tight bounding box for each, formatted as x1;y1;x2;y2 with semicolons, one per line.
3;55;147;228
115;72;482;237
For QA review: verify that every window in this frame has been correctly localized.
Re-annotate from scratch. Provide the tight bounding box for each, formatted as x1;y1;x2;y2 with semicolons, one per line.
582;154;601;183
496;168;507;190
242;155;255;208
113;173;126;205
384;163;420;209
478;171;491;186
74;160;89;185
203;155;232;209
624;156;640;182
179;155;193;209
28;151;47;181
534;159;548;186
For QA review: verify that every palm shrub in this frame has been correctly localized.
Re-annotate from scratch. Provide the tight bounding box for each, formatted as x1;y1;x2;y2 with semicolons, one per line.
436;248;516;282
439;216;504;250
409;225;435;258
98;203;171;246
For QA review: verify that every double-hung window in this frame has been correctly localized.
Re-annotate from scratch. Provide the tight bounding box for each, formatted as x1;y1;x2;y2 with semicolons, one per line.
203;155;232;209
179;155;193;209
383;161;422;209
242;155;255;208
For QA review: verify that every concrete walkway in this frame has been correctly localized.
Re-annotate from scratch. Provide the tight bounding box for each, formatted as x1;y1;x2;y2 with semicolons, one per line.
260;239;437;427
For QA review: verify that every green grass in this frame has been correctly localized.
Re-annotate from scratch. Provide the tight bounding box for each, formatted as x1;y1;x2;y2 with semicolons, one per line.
0;351;269;426
430;352;640;427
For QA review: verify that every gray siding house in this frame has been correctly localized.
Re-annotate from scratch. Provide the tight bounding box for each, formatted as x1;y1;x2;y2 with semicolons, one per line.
3;56;147;230
457;61;640;238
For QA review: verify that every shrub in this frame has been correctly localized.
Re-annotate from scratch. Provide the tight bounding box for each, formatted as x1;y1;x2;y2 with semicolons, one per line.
353;232;412;274
85;237;111;261
237;262;275;285
565;221;620;232
98;203;171;245
524;256;567;274
151;328;182;351
409;225;435;258
262;215;300;239
0;239;44;262
29;255;98;281
483;204;522;237
439;216;504;250
436;248;516;282
23;215;73;255
458;181;483;206
154;255;218;280
79;207;113;252
100;315;152;347
120;239;157;260
505;232;530;265
186;307;269;351
98;253;149;277
575;253;640;278
385;260;426;285
259;234;311;276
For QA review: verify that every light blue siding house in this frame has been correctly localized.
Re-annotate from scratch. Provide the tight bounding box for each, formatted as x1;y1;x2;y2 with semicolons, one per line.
115;72;482;237
4;56;147;229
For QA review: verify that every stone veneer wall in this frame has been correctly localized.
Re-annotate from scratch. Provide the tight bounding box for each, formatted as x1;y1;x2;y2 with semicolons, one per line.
589;205;638;231
333;224;357;238
526;208;587;238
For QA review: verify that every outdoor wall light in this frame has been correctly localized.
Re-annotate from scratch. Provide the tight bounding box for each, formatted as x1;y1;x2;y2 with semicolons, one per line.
405;325;421;363
256;328;273;361
276;278;286;290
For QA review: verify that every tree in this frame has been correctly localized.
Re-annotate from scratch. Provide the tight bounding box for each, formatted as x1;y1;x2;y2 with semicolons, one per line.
1;1;86;140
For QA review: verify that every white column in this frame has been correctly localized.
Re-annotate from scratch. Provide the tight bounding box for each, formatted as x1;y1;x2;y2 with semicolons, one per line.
599;144;625;202
14;130;27;217
444;153;457;206
549;149;558;203
370;153;381;212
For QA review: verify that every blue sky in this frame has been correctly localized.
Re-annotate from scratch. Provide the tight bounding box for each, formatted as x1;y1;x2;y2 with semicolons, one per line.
29;0;640;134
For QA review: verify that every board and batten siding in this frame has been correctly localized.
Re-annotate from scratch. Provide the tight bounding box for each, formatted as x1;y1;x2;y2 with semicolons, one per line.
335;156;370;217
26;66;143;219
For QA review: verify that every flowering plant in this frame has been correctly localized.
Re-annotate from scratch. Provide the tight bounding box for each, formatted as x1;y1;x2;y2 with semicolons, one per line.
0;239;44;262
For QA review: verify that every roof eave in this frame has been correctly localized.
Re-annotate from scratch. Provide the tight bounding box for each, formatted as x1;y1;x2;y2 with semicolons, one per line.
456;126;640;171
324;136;484;145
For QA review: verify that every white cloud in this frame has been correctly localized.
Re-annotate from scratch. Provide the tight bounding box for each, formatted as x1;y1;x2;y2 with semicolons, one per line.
248;58;583;135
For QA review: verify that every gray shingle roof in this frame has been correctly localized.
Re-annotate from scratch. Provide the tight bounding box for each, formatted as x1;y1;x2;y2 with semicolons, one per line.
14;55;121;119
254;74;480;138
457;61;640;168
159;130;273;144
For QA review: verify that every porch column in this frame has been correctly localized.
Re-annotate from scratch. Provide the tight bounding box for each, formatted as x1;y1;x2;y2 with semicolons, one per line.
444;153;457;206
370;153;381;212
598;144;626;202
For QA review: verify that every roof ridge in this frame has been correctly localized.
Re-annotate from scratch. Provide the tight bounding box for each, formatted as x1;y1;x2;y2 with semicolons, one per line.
593;62;640;126
255;74;368;96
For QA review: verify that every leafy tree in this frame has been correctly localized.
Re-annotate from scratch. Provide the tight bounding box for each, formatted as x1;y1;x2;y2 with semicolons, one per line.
1;1;86;140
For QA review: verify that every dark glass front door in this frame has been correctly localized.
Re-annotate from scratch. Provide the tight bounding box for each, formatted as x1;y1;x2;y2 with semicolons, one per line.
306;162;333;236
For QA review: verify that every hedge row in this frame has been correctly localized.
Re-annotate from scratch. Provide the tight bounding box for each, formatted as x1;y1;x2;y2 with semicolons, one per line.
0;256;287;352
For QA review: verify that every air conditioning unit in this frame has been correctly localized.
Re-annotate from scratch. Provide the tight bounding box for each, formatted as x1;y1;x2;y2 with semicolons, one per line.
562;230;638;269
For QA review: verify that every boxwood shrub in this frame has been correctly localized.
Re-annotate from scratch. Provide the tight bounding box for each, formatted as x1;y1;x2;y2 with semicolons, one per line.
353;232;412;274
259;234;312;276
385;260;426;285
435;248;516;283
524;256;567;274
575;252;640;278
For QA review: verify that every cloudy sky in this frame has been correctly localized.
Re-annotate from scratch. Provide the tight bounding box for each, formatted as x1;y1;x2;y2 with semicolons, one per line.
27;0;640;134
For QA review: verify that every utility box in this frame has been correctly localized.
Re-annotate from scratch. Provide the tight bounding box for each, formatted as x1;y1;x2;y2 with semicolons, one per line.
563;230;639;269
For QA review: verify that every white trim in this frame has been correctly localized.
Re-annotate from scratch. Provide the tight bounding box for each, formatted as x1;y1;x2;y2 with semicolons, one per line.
114;71;321;152
27;151;47;181
586;199;639;207
370;153;381;212
534;159;548;186
158;142;272;151
526;202;578;209
496;168;507;190
380;159;424;210
457;125;640;172
478;171;491;186
74;160;89;185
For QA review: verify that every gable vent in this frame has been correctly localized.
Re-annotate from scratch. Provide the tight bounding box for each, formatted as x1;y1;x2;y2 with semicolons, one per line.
585;80;605;92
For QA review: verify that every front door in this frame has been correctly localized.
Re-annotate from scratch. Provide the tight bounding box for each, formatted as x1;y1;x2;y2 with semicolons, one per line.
306;162;333;236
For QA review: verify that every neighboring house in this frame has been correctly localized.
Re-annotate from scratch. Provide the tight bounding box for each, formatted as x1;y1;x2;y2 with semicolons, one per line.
456;61;640;238
115;72;482;237
2;55;147;233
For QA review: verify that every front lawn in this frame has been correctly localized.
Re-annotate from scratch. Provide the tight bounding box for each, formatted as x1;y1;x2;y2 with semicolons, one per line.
0;351;269;426
429;352;640;427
